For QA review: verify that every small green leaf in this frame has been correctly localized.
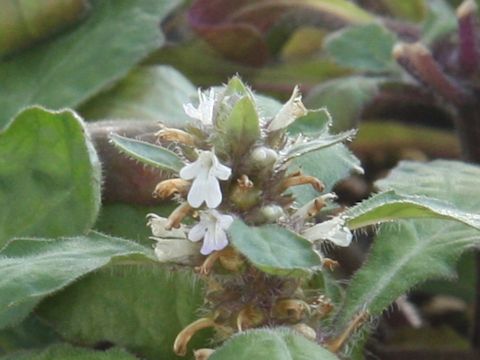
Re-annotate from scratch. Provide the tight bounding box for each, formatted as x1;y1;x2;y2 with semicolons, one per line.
0;232;154;329
336;160;480;330
228;220;322;276
0;343;138;360
110;134;184;173
38;266;208;360
210;328;339;360
0;107;101;247
81;65;197;126
0;0;180;125
345;190;480;230
325;24;397;73
222;96;260;156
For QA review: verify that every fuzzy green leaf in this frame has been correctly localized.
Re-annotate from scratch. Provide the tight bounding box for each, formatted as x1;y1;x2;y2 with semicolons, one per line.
229;220;322;276
81;65;196;126
110;134;184;173
337;160;480;328
0;0;180;125
0;344;138;360
222;96;261;156
0;107;101;248
38;265;207;360
345;190;480;230
210;328;339;360
0;232;155;329
325;24;397;73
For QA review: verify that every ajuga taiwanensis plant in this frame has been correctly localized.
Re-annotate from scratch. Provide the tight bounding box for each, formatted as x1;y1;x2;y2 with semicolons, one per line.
110;77;361;358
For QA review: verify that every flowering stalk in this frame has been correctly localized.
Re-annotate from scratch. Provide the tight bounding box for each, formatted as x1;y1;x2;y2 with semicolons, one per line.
114;77;359;357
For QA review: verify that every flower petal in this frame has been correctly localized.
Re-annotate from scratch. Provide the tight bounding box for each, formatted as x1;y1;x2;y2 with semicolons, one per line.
188;222;207;242
183;103;201;121
302;218;346;241
213;224;229;251
147;214;186;239
187;174;209;208
154;238;199;264
204;174;223;208
211;161;232;180
200;225;216;255
327;226;353;247
267;86;308;131
180;161;204;180
217;213;234;229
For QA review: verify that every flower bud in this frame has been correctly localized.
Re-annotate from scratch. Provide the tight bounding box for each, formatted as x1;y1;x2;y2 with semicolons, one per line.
153;178;190;200
250;146;278;167
249;205;285;225
155;128;195;146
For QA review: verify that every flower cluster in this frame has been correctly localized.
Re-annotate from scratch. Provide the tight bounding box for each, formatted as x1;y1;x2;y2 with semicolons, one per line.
134;77;358;357
149;80;353;261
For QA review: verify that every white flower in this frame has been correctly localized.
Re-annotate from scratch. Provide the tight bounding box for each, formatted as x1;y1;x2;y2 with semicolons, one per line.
183;88;216;126
188;210;234;255
267;86;308;132
180;150;231;208
147;214;200;264
302;217;353;247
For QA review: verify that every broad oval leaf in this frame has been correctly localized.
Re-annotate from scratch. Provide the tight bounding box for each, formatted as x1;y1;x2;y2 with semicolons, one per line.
81;65;197;127
228;220;322;276
336;160;480;330
0;0;180;125
0;107;101;247
38;265;208;360
345;190;480;230
0;231;154;329
110;134;184;173
210;328;339;360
